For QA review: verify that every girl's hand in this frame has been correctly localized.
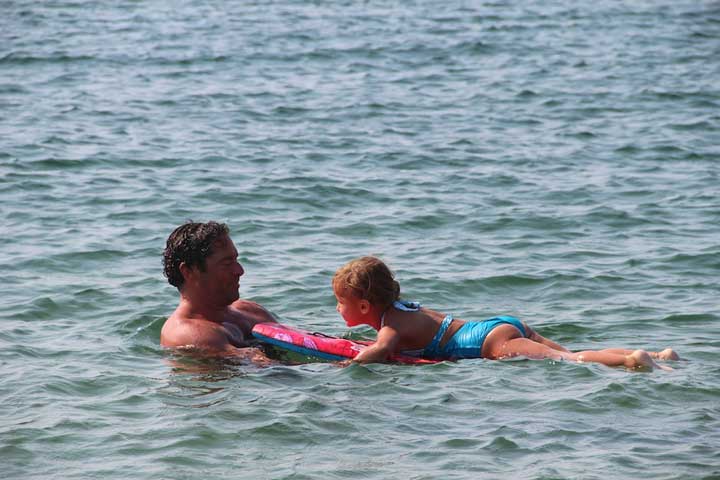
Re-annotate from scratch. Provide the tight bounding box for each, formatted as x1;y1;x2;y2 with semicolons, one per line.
353;344;390;364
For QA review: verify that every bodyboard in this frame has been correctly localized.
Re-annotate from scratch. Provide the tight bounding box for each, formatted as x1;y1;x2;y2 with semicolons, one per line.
252;323;438;365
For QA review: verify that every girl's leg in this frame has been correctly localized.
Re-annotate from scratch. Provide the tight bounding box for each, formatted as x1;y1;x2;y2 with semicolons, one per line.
483;325;668;370
597;348;679;361
522;322;571;353
572;348;669;369
525;326;678;360
482;324;561;359
496;338;668;369
514;323;678;361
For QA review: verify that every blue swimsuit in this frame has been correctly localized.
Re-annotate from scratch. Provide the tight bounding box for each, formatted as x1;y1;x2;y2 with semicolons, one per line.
384;300;527;360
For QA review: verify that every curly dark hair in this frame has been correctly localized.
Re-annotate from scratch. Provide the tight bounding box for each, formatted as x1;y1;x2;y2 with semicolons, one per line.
162;221;230;289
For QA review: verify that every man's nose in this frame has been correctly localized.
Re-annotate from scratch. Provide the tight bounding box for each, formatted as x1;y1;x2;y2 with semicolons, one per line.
235;263;245;276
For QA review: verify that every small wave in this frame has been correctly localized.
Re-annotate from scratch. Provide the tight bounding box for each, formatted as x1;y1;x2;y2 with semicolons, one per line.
477;274;547;288
663;252;720;269
484;435;521;450
440;437;483;449
662;313;717;325
52;249;130;263
668;120;714;131
613;143;642;153
120;314;165;339
13;296;60;321
145;55;231;66
453;40;496;55
0;52;96;65
564;130;596;139
0;83;28;94
28;157;96;170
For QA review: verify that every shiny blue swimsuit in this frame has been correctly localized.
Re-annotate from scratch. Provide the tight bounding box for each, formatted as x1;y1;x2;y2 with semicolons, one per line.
425;314;527;359
386;300;527;359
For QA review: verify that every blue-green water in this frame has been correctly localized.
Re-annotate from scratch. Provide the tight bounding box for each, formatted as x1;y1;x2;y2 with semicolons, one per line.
2;1;719;478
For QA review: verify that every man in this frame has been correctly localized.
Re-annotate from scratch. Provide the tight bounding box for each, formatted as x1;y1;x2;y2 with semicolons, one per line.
161;221;277;360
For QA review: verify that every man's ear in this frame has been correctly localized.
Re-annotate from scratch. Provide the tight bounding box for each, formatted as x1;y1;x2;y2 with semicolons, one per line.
179;262;194;282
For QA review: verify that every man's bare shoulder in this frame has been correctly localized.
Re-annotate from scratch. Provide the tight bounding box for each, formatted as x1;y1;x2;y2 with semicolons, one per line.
230;299;277;323
160;314;227;350
231;299;267;312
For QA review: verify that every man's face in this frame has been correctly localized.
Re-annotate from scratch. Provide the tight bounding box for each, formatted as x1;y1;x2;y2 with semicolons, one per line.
198;235;244;305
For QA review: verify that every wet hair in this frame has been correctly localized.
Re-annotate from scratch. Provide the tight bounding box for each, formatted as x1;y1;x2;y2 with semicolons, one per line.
162;221;230;289
332;256;400;310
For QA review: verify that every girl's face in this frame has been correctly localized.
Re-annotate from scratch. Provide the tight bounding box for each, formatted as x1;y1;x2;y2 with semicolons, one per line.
334;290;369;327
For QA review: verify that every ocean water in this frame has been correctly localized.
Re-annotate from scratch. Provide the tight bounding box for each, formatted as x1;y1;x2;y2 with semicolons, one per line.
1;0;719;478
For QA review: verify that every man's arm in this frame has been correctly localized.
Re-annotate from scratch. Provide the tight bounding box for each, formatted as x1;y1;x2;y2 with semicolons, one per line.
230;299;278;335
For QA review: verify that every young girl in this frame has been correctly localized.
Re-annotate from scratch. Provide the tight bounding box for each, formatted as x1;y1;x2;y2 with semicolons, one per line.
332;256;679;370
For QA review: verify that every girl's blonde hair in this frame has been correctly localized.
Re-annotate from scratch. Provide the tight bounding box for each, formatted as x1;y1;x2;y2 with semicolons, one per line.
332;256;400;310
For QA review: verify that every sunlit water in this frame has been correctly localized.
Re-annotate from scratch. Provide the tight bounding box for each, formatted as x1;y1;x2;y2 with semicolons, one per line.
1;1;719;478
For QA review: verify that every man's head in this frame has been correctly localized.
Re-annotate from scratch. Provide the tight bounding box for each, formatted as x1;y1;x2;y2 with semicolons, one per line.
162;221;231;290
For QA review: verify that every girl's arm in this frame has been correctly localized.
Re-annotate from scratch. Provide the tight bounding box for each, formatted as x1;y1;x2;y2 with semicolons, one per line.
353;326;400;364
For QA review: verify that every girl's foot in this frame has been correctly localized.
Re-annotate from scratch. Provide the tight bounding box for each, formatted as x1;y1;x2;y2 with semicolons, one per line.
626;350;672;371
652;348;680;361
